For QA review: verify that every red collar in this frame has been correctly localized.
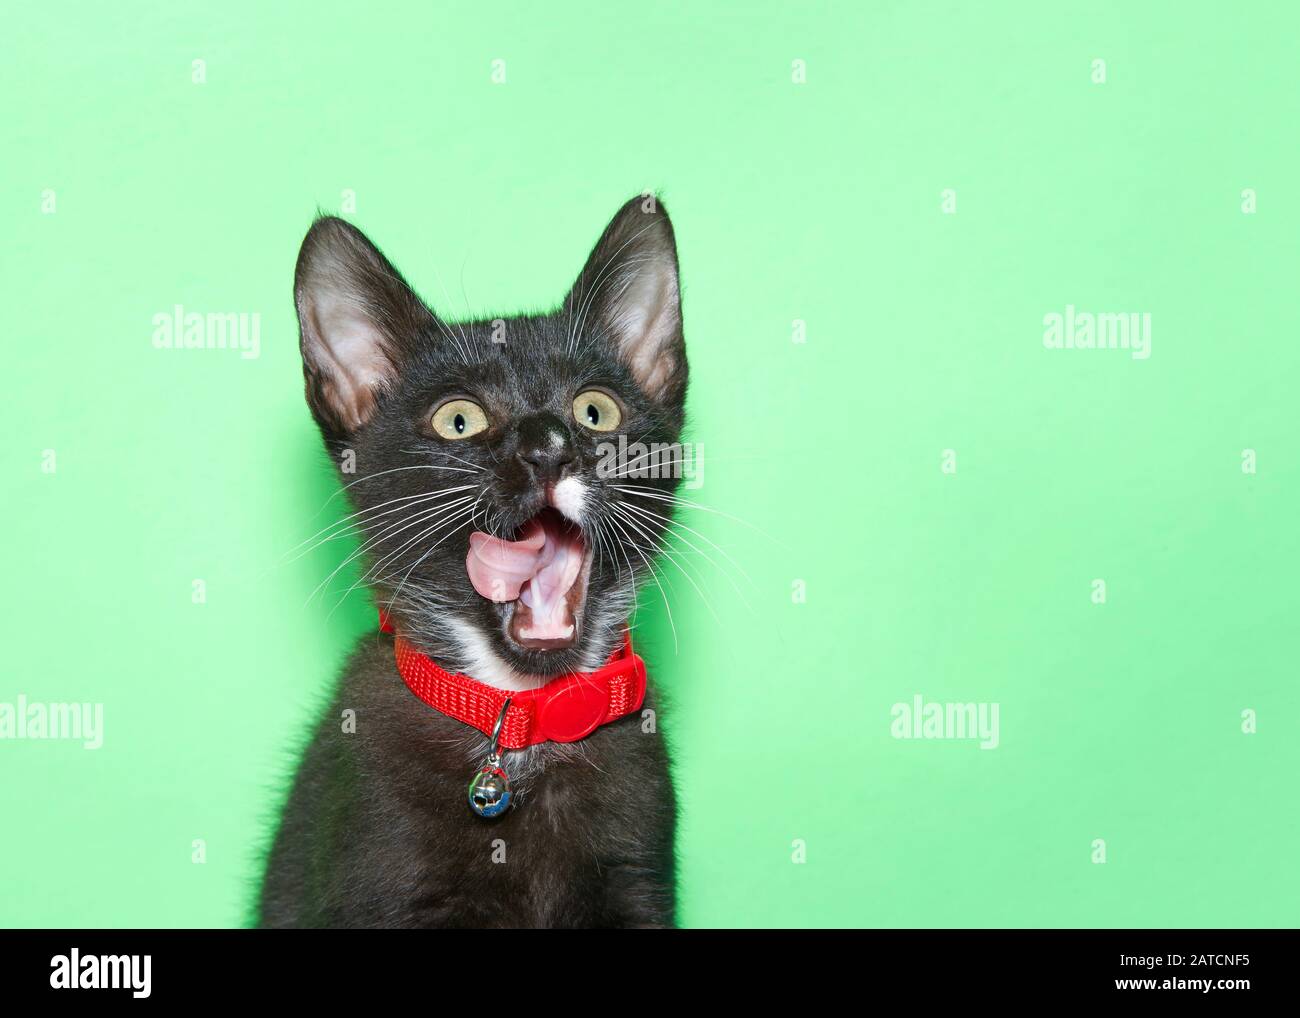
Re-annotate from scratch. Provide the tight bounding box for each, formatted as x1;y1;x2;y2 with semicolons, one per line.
379;611;647;749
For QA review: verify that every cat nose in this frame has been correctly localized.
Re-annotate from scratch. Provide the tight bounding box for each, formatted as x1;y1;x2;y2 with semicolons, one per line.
515;415;575;484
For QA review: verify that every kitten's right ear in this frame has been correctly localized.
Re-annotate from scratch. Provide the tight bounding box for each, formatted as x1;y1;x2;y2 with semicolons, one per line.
294;217;435;438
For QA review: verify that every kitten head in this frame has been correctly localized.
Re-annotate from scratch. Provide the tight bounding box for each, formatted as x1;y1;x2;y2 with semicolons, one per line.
294;196;687;684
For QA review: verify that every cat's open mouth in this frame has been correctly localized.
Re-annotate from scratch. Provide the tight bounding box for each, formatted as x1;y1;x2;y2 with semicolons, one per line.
466;508;592;651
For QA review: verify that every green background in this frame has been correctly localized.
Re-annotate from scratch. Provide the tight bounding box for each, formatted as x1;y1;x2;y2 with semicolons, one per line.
4;1;1298;927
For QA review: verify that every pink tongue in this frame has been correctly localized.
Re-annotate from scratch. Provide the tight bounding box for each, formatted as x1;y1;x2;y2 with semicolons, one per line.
466;517;584;638
467;521;546;602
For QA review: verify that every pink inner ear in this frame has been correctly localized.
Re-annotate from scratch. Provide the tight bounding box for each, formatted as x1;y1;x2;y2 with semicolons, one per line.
303;295;396;431
609;265;680;399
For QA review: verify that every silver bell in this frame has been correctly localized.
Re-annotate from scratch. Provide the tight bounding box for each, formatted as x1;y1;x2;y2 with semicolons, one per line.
468;700;514;818
467;763;512;818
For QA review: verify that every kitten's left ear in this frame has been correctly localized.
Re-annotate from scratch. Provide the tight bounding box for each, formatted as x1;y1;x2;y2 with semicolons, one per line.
566;195;686;410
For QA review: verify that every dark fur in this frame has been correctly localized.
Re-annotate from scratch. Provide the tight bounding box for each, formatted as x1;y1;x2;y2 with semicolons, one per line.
258;197;687;928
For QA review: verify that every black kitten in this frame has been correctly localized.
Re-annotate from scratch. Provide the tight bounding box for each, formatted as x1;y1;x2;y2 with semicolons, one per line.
257;196;686;928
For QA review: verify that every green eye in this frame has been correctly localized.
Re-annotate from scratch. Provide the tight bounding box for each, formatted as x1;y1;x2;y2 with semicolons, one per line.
431;399;489;439
572;390;622;432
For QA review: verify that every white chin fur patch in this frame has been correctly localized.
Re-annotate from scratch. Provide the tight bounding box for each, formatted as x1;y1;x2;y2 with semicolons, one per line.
444;618;545;691
550;477;588;524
